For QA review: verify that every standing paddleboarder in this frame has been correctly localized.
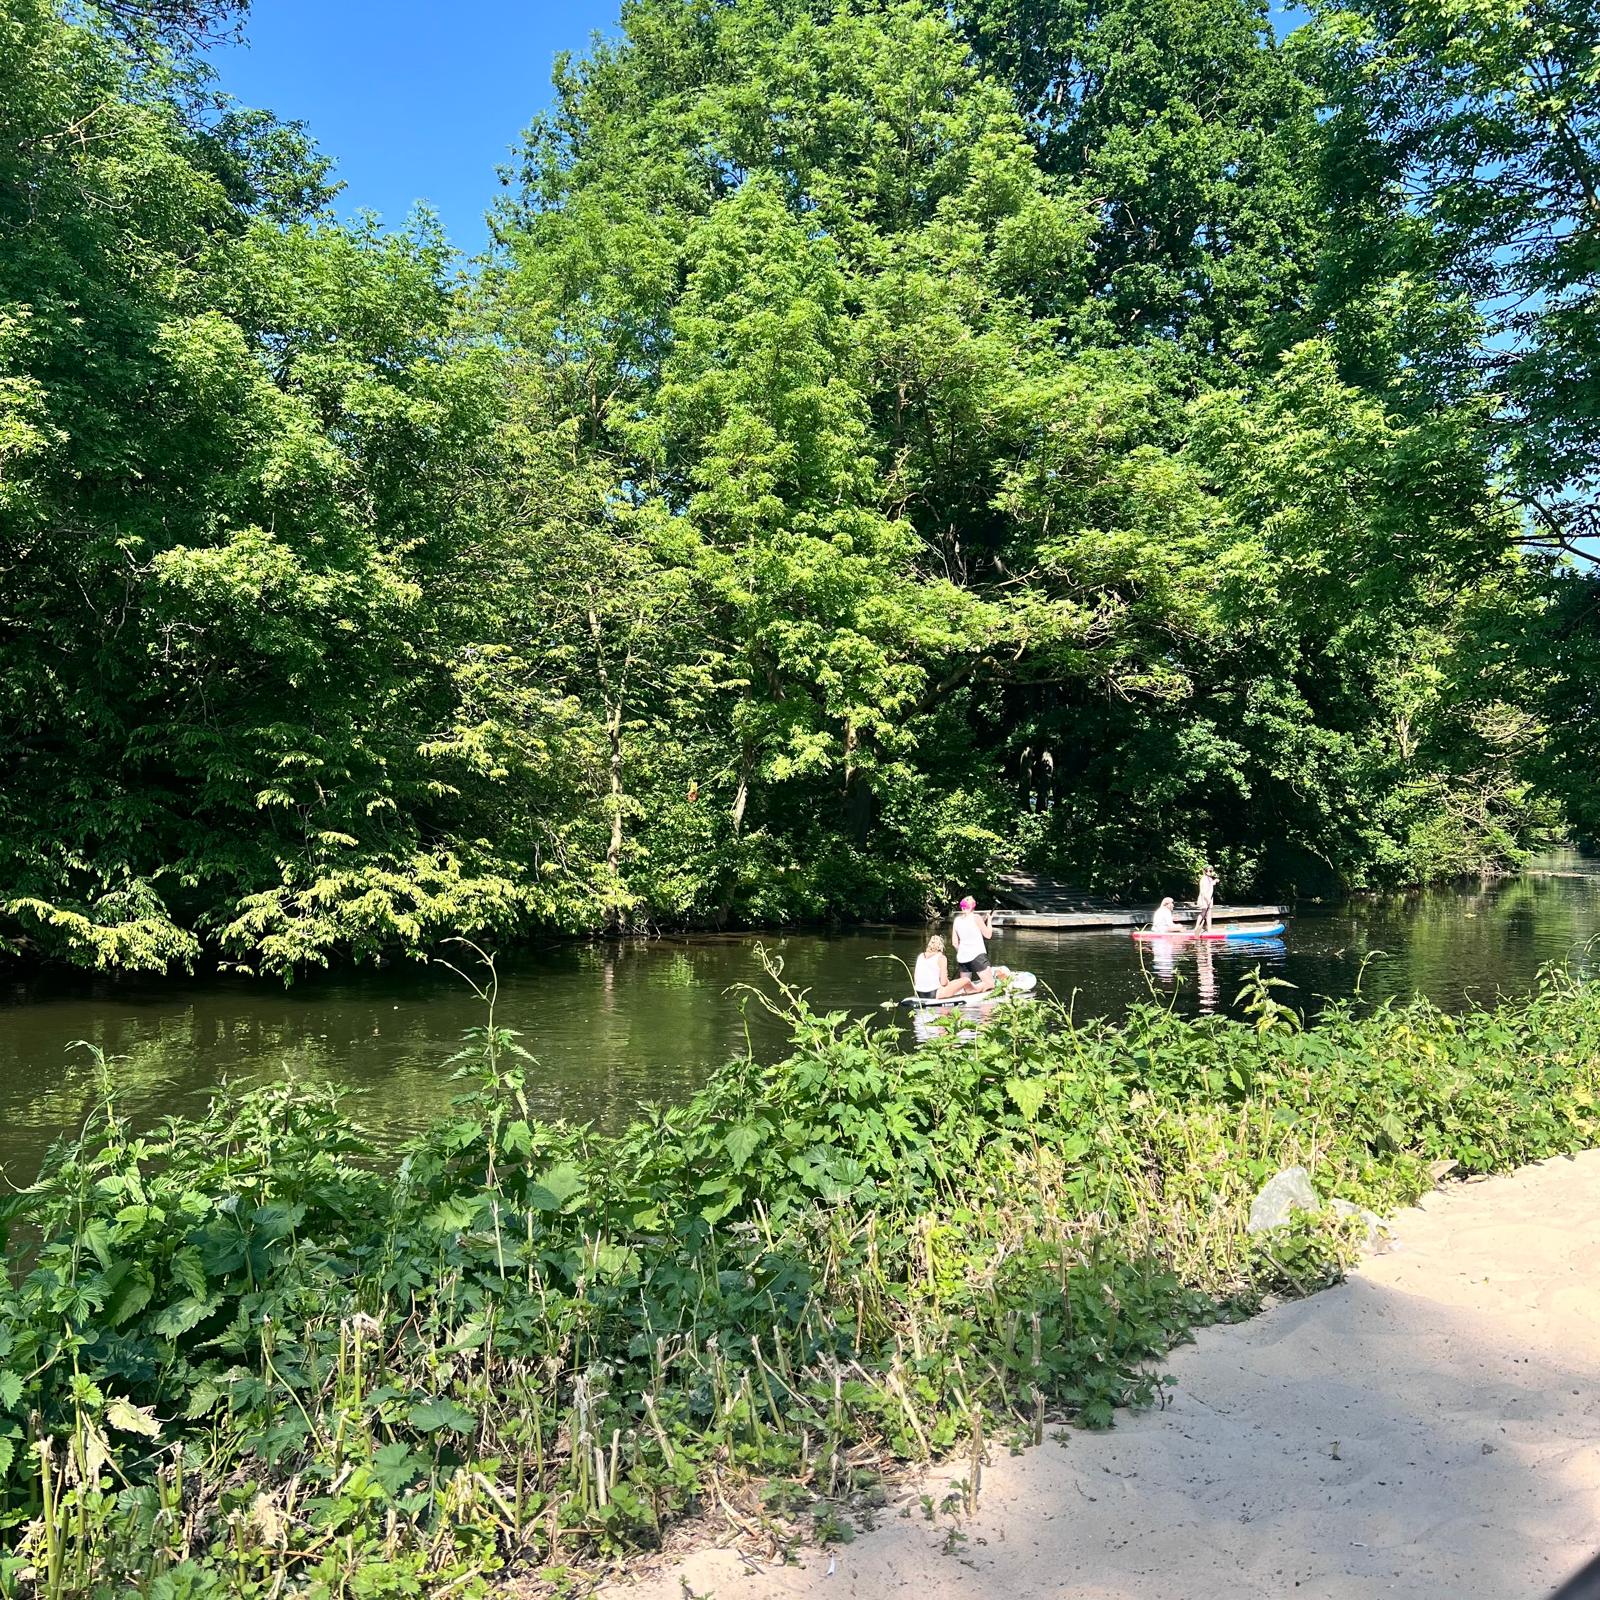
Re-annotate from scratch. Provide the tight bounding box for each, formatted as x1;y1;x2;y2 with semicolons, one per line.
1195;864;1219;933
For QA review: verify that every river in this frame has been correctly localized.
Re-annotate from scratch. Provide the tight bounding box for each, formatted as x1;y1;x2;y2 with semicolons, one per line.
4;860;1598;1177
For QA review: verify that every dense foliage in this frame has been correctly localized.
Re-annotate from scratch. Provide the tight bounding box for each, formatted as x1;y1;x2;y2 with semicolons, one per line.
1;0;1594;972
3;966;1600;1594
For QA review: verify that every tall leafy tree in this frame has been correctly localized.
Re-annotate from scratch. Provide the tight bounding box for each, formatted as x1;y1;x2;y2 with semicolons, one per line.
960;0;1325;357
1310;0;1599;844
0;0;1577;974
0;0;597;970
1313;0;1599;548
490;0;1047;919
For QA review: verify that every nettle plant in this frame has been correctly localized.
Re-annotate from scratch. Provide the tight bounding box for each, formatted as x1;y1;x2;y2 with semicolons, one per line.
4;961;1600;1595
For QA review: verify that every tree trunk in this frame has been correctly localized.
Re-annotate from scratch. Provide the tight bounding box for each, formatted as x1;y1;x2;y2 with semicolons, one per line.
606;703;624;875
842;720;872;844
718;739;756;927
588;596;631;932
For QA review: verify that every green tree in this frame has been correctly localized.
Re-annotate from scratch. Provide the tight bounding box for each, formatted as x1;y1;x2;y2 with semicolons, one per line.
1313;0;1599;549
1309;0;1598;845
0;0;1575;976
0;0;595;971
961;0;1325;357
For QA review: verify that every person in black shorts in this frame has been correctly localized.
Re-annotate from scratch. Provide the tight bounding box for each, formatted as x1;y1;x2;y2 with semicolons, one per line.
950;895;996;992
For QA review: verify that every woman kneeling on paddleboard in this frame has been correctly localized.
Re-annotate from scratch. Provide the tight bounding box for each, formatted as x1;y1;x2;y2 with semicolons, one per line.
951;896;996;992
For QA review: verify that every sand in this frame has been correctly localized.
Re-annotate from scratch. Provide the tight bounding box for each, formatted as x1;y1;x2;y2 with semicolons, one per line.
601;1151;1600;1600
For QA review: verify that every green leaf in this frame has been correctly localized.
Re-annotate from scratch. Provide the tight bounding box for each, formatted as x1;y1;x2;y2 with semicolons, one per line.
408;1397;475;1435
371;1441;420;1495
699;1189;743;1224
1005;1077;1049;1123
104;1264;154;1326
171;1246;207;1298
425;1195;483;1233
447;1318;490;1352
153;1293;221;1339
724;1124;762;1171
592;1242;639;1280
1059;1133;1090;1165
184;1380;223;1420
81;1219;115;1270
528;1161;584;1212
0;1372;22;1411
252;1202;306;1240
105;1397;161;1438
809;1153;868;1206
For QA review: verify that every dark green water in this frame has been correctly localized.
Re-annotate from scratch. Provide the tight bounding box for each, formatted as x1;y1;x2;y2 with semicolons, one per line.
4;862;1598;1177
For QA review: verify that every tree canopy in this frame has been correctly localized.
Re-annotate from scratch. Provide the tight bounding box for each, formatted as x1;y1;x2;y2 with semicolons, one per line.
0;0;1592;973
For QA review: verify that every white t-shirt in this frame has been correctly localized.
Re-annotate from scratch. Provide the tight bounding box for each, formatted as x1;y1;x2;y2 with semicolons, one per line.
1151;905;1176;934
953;913;986;963
914;952;942;992
1197;873;1217;907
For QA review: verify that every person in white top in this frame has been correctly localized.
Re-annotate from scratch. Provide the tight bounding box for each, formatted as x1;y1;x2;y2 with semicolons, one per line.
1195;865;1219;933
951;895;996;992
1149;895;1178;934
913;934;969;999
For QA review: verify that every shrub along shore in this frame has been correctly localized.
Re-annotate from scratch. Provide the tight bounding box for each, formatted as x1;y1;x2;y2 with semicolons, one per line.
4;965;1600;1598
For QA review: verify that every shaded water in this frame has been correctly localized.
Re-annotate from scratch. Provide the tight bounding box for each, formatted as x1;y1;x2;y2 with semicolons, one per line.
3;862;1598;1176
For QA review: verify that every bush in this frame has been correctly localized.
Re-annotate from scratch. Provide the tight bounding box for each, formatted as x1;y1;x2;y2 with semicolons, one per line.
3;962;1599;1595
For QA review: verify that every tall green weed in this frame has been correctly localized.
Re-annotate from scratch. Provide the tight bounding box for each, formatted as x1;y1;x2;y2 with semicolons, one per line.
3;964;1599;1596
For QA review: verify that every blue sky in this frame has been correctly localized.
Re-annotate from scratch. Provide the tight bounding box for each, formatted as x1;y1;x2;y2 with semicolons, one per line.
211;1;624;255
213;1;1310;256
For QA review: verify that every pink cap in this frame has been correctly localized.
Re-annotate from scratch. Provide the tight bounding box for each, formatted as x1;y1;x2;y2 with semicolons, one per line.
959;895;976;910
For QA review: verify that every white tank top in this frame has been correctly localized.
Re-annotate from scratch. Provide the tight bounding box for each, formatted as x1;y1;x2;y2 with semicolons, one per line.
914;952;942;992
953;914;985;963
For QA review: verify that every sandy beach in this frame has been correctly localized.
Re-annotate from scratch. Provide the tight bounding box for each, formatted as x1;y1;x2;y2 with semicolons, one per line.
603;1151;1600;1600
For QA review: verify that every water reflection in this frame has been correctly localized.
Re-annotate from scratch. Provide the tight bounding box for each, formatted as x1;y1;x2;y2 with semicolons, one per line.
1135;935;1289;1012
1;867;1597;1176
907;989;1031;1046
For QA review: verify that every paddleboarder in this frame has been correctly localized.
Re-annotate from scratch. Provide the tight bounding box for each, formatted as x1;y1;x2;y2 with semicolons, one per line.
1195;865;1219;933
1150;895;1178;934
913;934;970;1000
951;895;996;992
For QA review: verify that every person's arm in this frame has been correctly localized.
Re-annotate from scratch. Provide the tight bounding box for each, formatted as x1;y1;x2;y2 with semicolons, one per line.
980;911;993;938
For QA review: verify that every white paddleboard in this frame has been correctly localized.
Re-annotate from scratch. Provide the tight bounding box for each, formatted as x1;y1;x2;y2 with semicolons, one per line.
901;970;1038;1009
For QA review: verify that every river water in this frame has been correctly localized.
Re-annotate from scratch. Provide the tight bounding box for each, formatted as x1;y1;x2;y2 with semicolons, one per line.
4;861;1598;1177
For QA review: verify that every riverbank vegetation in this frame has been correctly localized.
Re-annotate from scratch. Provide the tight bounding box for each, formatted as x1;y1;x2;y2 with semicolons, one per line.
2;0;1597;972
3;964;1599;1595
